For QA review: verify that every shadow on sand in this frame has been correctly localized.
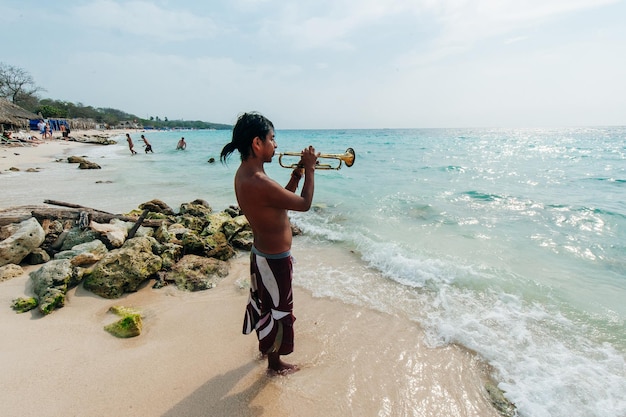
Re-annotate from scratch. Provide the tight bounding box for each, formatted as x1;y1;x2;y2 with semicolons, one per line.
161;361;269;417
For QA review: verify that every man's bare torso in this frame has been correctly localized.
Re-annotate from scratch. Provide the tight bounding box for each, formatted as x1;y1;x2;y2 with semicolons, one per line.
235;167;293;254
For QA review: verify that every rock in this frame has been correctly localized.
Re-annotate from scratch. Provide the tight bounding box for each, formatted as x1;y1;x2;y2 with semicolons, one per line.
89;220;128;248
0;217;46;267
177;214;208;232
78;161;101;169
138;199;175;215
204;212;232;236
40;219;68;252
181;230;206;255
156;242;183;270
54;239;108;266
179;201;212;218
230;229;253;250
67;155;89;164
0;222;19;240
83;237;162;299
11;297;38;313
60;227;101;251
222;215;250;240
167;223;189;241
68;155;101;169
204;232;236;261
166;254;229;291
24;248;51;264
485;382;516;417
224;205;242;217
153;223;172;244
104;306;143;338
30;259;74;315
0;263;24;282
291;223;303;236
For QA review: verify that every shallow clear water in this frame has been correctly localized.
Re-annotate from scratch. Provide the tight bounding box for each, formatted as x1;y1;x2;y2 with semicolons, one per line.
4;127;626;416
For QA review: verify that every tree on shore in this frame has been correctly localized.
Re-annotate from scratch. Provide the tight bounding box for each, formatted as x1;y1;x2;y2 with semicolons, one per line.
0;62;45;108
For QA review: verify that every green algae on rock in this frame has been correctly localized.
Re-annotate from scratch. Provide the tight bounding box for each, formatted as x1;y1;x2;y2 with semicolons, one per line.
104;306;143;338
11;297;38;313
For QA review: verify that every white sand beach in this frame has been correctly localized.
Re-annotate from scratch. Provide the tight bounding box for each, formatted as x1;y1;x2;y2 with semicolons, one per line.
0;137;503;417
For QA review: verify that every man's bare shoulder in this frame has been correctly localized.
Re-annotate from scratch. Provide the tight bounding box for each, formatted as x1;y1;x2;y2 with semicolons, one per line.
237;168;281;192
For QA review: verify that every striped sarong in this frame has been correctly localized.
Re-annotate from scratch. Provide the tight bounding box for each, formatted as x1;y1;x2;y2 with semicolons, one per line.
242;246;295;355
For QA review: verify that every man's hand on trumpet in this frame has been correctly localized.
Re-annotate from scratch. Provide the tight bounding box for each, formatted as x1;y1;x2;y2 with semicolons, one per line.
287;146;318;191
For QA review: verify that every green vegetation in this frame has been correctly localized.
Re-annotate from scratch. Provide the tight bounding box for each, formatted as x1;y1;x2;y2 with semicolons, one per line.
36;98;231;129
1;61;230;130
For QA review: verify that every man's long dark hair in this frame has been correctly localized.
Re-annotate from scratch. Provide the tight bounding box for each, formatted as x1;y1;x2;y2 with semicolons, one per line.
220;112;274;163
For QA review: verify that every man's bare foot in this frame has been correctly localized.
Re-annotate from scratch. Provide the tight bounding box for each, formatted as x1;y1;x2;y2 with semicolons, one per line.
267;353;300;376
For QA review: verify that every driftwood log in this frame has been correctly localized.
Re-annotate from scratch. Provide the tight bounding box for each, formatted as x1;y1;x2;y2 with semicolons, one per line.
127;209;150;239
0;206;43;226
43;200;115;215
0;201;168;228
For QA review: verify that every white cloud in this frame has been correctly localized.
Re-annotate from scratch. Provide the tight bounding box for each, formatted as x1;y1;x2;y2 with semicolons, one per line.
71;0;218;41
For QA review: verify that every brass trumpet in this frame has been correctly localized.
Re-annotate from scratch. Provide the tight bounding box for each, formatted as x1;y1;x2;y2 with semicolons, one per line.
278;148;356;170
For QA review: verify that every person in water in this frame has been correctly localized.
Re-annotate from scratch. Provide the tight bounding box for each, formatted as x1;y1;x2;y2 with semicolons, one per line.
141;134;153;153
220;112;318;375
176;137;186;150
126;133;137;155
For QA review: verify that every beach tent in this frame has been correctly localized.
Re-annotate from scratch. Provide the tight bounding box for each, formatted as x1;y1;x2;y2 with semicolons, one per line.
0;98;39;132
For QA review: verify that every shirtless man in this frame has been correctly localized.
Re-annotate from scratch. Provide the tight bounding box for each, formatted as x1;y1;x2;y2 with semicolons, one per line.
220;112;318;375
126;133;137;155
141;134;153;153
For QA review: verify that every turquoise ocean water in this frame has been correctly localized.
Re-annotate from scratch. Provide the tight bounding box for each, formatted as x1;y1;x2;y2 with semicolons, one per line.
5;127;626;416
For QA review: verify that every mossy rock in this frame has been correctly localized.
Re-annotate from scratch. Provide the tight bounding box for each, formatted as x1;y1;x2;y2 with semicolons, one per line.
104;306;143;338
181;231;206;255
11;297;38;313
39;289;66;315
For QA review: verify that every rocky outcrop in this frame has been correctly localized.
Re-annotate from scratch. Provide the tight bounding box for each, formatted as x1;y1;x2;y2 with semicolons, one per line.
3;199;261;319
30;259;75;315
0;217;45;267
164;254;229;291
83;236;162;299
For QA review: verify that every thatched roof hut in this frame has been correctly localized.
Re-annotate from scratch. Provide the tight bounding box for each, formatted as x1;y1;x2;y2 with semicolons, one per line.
0;98;39;132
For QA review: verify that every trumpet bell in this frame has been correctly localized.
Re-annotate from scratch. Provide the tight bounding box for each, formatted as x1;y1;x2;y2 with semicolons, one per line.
340;148;356;167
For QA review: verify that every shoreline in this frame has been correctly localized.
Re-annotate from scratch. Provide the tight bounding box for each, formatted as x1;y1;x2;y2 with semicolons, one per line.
0;129;127;173
0;138;507;417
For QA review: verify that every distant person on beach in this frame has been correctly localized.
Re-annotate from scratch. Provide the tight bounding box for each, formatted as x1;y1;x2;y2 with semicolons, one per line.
60;124;68;140
141;134;153;153
176;137;186;150
126;133;138;155
37;120;45;136
220;112;318;375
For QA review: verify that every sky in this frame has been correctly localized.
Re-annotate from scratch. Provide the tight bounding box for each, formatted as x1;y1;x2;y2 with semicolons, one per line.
2;0;625;129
